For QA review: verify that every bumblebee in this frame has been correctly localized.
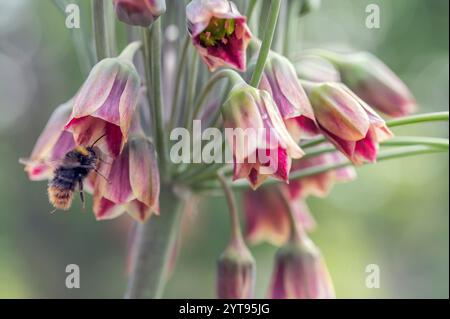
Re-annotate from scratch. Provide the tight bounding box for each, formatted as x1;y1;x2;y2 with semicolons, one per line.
47;135;107;211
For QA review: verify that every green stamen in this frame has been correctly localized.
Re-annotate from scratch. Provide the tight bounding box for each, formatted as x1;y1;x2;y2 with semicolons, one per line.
199;18;236;47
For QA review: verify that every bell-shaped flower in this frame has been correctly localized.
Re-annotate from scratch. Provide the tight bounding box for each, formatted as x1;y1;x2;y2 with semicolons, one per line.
217;237;256;299
258;51;318;143
222;83;304;189
93;119;160;222
243;187;315;246
269;235;335;299
186;0;252;71
295;55;341;83
113;0;166;27
287;150;357;199
65;42;141;158
305;82;393;165
325;51;416;117
20;99;76;181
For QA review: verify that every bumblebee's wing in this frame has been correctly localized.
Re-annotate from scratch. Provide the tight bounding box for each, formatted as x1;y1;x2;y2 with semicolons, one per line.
19;157;62;169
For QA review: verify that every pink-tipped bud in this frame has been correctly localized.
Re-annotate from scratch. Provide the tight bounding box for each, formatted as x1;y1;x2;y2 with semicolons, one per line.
113;0;166;27
65;42;141;158
258;52;319;143
93;117;160;222
217;239;256;299
288;150;357;199
269;236;335;299
186;0;252;71
305;82;393;165
243;187;315;246
222;83;304;189
295;55;341;83
326;51;416;117
20;99;75;181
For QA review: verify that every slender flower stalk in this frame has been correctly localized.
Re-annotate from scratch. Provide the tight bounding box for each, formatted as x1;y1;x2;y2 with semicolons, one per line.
169;36;190;130
92;0;115;60
216;172;256;299
250;0;281;88
142;20;169;178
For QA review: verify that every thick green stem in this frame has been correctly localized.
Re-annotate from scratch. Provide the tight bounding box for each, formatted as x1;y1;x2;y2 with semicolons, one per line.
143;21;169;178
125;188;183;299
92;0;114;60
250;0;281;88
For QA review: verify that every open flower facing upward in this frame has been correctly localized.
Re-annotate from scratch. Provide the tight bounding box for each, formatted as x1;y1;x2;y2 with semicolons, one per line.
20;99;75;181
287;151;357;199
222;83;304;189
243;187;315;246
93;117;160;222
65;43;141;158
186;0;252;71
258;52;318;143
305;82;393;165
269;234;335;299
113;0;166;27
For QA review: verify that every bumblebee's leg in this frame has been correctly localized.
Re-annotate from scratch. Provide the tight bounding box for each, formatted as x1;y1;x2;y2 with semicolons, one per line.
94;168;110;183
78;178;85;210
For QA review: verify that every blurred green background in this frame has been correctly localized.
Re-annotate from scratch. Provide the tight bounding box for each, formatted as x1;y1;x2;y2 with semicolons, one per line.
0;0;448;298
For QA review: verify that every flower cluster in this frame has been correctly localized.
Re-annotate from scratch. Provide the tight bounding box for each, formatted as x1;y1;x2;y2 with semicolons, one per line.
22;42;159;222
20;0;430;300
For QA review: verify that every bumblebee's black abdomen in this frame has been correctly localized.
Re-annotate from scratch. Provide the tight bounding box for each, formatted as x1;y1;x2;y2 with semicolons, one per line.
49;167;77;190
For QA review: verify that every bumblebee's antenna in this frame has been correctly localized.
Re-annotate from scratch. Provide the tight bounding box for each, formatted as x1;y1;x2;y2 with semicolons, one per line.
91;134;107;147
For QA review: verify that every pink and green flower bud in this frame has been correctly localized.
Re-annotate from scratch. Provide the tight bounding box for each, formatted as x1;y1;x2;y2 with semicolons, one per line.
65;42;141;158
325;51;416;117
20;99;75;181
306;82;393;165
93;118;160;222
222;83;304;189
295;55;341;83
217;238;256;299
269;235;335;299
186;0;252;71
258;51;318;143
243;187;315;246
287;150;357;199
113;0;166;27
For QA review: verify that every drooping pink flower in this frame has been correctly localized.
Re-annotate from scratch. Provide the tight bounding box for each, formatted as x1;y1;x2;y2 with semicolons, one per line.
243;187;315;246
186;0;252;71
20;99;76;181
287;150;357;199
222;83;304;189
269;236;335;299
326;51;416;117
217;239;256;299
258;51;319;143
113;0;166;27
65;44;141;158
295;55;341;83
93;122;160;222
305;82;393;165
